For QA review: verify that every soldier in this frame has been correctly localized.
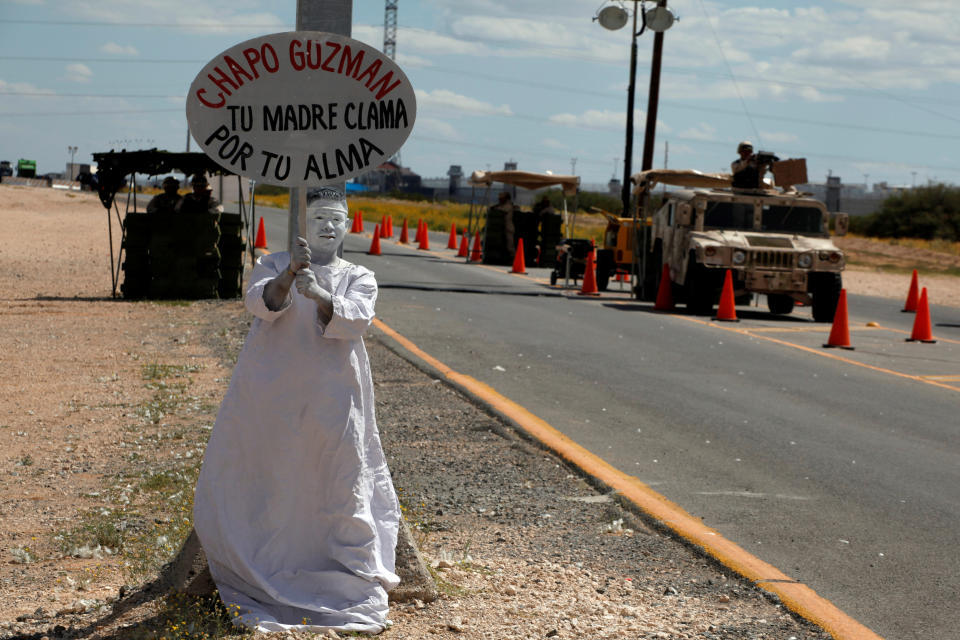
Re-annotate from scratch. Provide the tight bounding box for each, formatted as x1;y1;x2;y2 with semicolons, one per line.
146;176;183;214
731;141;776;189
177;174;223;215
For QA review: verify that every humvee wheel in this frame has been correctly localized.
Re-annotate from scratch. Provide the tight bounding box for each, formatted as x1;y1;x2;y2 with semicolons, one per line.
767;294;795;315
810;273;842;322
685;260;715;316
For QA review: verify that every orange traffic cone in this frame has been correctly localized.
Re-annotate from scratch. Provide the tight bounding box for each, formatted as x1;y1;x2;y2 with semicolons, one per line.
254;217;267;249
457;233;469;257
906;287;936;343
351;210;364;233
713;269;739;322
654;264;674;311
368;224;382;256
415;219;424;245
398;218;409;244
470;232;483;262
386;215;393;238
511;239;528;274
902;269;919;312
578;250;600;296
418;223;430;250
380;215;388;238
823;289;854;349
448;223;458;250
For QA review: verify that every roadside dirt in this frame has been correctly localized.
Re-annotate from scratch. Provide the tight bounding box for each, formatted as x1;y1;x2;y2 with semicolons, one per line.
0;185;955;639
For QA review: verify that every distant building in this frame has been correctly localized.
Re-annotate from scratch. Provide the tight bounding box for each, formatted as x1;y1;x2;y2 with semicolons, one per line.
356;161;422;193
796;176;901;216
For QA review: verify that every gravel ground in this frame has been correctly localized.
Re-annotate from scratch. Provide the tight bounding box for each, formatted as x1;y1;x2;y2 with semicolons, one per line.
1;184;955;639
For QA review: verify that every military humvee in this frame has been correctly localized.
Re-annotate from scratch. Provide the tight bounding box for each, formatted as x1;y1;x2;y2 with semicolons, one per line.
633;169;848;322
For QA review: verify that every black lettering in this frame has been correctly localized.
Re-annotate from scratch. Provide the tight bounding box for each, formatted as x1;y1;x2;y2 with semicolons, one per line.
328;103;338;130
298;104;311;130
273;154;291;180
344;103;357;129
312;104;328;130
263;105;282;131
335;143;363;175
376;100;391;128
322;152;336;179
284;105;297;130
304;154;323;181
204;124;231;146
261;150;278;177
395;98;408;128
359;137;384;165
236;142;253;171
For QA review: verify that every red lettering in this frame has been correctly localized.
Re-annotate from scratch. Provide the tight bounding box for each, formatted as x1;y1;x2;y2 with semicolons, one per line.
196;88;225;109
322;41;340;72
356;59;383;89
338;45;365;77
242;47;261;79
261;43;279;73
289;39;305;71
207;66;238;96
306;40;322;70
224;55;254;87
368;70;402;99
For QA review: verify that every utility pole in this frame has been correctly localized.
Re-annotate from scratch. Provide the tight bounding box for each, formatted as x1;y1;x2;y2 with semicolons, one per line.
290;0;352;254
384;1;400;167
640;0;667;172
67;145;78;181
570;157;577;176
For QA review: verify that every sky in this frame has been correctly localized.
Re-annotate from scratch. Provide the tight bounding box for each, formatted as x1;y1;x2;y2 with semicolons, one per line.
2;0;959;190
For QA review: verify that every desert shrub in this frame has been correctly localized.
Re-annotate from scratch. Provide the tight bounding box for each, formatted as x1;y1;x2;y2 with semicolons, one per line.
859;184;960;241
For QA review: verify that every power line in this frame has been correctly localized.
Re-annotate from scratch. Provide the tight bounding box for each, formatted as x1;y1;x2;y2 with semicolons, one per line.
0;18;291;28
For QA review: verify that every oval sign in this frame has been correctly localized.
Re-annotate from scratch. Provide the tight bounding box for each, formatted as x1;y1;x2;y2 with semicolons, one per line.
186;31;416;187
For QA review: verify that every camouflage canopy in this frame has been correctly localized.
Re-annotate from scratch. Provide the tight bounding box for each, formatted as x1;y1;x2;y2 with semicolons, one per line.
469;170;580;197
631;169;732;195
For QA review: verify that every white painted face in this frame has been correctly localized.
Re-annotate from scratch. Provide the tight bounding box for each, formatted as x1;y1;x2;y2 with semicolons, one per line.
305;206;348;263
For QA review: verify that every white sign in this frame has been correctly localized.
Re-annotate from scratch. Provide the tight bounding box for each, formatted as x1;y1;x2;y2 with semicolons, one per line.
186;31;416;187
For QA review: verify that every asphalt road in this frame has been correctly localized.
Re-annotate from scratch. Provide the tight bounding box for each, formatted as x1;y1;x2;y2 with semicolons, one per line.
252;206;960;640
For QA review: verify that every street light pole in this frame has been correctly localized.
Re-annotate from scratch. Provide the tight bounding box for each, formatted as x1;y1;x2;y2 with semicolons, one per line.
620;4;639;217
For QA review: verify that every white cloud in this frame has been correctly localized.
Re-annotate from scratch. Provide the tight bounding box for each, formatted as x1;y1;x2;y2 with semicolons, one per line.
549;109;671;134
0;79;54;96
415;117;462;140
542;138;567;150
64;64;93;84
100;42;139;56
678;123;718;142
759;131;800;144
415;89;512;116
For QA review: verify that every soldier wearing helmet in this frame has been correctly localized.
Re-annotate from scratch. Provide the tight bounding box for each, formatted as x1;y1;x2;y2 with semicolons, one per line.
177;173;223;215
147;176;183;214
731;140;776;189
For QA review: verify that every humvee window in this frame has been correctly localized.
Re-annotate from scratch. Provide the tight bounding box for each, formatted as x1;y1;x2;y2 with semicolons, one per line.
703;202;754;230
761;205;823;234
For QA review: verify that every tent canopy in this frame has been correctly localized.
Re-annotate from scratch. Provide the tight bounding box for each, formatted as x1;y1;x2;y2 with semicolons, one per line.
469;170;580;197
631;169;732;195
92;149;234;210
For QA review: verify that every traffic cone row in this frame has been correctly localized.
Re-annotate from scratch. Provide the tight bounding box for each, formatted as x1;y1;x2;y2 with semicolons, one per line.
351;210;364;233
653;264;674;311
907;287;936;343
457;233;469;257
448;223;458;250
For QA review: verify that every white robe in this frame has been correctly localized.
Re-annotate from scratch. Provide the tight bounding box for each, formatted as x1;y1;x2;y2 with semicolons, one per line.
194;252;400;633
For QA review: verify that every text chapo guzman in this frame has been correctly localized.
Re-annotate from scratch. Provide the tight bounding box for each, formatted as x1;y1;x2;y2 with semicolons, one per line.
190;35;413;184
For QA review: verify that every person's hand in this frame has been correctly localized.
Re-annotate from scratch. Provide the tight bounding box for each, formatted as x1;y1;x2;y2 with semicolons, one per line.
290;236;311;272
294;268;325;301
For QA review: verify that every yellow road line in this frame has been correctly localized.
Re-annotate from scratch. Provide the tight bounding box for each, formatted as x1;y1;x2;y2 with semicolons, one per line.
675;315;960;393
372;317;884;640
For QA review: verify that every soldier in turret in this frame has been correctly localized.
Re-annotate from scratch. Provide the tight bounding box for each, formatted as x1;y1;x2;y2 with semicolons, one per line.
177;174;223;215
147;176;183;214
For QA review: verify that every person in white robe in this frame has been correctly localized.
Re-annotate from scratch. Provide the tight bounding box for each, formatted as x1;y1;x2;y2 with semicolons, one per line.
193;187;400;633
